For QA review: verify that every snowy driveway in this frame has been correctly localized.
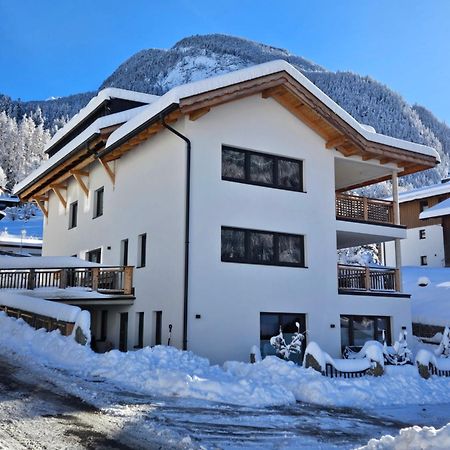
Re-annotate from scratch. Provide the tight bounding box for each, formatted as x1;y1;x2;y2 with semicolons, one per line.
1;353;449;449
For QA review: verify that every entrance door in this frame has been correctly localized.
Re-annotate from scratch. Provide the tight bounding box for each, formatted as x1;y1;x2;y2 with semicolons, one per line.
119;313;128;352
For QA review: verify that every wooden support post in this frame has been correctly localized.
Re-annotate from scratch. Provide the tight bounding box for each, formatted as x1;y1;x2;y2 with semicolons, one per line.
123;266;133;295
32;197;48;218
98;158;115;185
91;268;99;291
27;269;36;290
364;267;371;291
50;185;67;209
70;170;89;197
59;269;68;289
363;196;369;221
391;171;400;225
392;171;403;291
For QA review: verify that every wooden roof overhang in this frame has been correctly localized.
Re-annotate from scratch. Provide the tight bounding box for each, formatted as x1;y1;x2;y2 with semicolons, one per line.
99;71;438;189
18;126;118;203
19;70;439;203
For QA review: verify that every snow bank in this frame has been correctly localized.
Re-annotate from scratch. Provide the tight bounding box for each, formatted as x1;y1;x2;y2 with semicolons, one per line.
0;293;90;341
0;293;81;323
360;422;450;449
403;266;450;327
2;313;450;409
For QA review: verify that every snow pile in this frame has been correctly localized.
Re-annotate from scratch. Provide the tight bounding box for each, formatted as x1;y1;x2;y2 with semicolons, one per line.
416;349;450;371
360;422;450;449
2;313;450;409
403;266;450;327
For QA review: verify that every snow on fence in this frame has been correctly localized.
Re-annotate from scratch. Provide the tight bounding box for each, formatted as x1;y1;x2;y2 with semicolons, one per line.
0;293;90;345
304;341;384;378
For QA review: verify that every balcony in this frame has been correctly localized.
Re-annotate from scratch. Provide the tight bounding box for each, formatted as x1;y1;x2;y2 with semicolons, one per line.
0;266;134;296
338;264;402;294
336;193;394;225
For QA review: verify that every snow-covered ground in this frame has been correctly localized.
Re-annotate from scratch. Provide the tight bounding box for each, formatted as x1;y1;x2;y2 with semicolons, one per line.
403;266;450;327
2;311;450;410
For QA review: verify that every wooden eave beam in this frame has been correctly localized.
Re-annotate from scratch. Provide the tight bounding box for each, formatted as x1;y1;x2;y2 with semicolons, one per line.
98;158;115;185
189;107;210;121
50;184;67;208
70;170;89;197
32;196;48;218
326;135;348;149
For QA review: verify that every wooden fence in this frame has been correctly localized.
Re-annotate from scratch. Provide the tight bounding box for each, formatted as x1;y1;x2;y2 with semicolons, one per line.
0;305;74;336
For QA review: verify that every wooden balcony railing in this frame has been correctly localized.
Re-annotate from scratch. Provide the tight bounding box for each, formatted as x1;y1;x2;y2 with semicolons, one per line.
0;266;134;295
336;193;394;224
338;264;399;292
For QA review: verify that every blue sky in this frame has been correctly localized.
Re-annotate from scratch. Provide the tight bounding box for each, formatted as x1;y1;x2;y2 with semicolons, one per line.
1;0;449;123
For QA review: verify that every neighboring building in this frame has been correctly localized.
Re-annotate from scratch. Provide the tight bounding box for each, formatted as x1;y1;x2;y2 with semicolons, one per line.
0;232;42;256
14;61;440;363
385;180;450;268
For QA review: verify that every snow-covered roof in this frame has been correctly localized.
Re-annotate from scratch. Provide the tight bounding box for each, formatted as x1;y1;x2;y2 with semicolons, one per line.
0;233;42;247
105;59;440;162
387;181;450;203
14;105;148;195
47;88;158;152
420;197;450;220
0;256;103;269
403;266;450;327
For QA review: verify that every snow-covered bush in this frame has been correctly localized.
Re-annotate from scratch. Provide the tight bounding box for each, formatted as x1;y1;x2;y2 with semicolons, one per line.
270;322;305;362
384;330;413;366
435;326;450;358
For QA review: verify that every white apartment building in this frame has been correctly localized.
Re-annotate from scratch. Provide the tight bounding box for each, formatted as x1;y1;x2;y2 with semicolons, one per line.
14;61;440;363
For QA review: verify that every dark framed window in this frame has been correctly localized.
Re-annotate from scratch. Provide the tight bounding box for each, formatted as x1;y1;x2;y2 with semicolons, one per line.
69;201;78;229
420;255;428;266
135;312;144;349
260;312;306;364
154;311;162;346
221;226;305;267
120;239;129;266
100;310;108;341
340;315;391;351
419;200;429;213
93;187;104;218
419;229;426;240
222;146;304;192
137;233;147;268
86;248;101;263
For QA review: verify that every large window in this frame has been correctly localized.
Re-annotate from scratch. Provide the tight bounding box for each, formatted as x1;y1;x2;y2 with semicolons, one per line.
69;201;78;229
260;313;306;364
222;146;303;192
221;226;305;267
340;315;391;351
93;187;104;218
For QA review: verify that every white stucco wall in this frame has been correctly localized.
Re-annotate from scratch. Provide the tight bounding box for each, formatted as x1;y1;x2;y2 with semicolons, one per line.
385;225;444;268
43;130;187;350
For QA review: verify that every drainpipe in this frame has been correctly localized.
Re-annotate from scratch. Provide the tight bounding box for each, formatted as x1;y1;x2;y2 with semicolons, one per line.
161;117;191;351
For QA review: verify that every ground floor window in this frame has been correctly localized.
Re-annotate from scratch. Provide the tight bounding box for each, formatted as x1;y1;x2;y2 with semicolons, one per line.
260;312;306;364
340;315;391;351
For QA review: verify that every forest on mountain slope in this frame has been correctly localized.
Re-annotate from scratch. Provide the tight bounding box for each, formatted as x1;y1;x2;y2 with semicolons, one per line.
1;34;449;192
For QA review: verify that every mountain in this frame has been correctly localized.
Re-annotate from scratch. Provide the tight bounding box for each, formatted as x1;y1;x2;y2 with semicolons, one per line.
1;33;449;190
